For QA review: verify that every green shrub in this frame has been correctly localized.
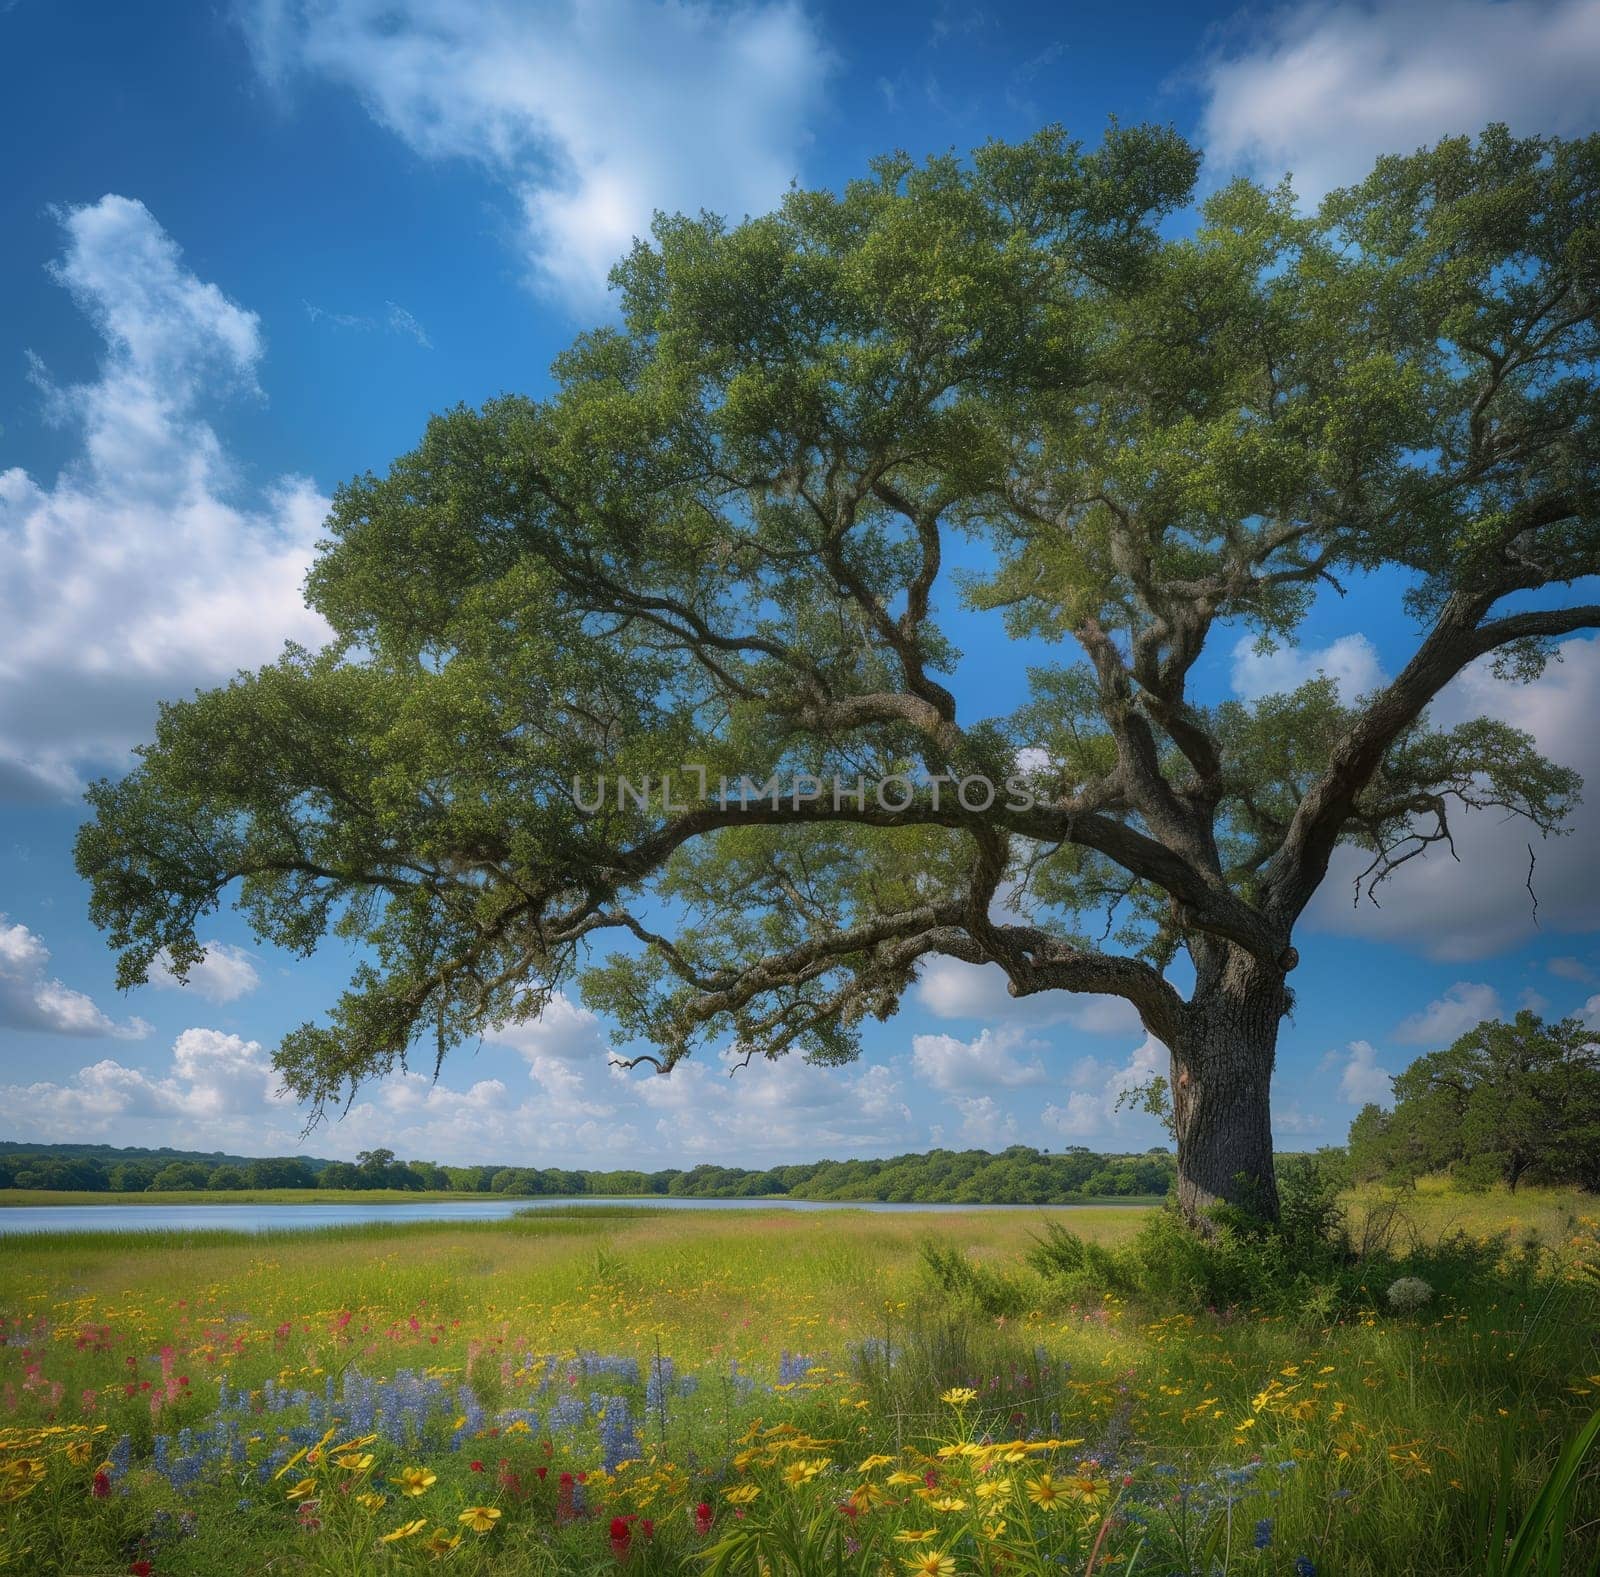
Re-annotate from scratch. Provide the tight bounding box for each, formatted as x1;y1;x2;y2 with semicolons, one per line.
916;1238;1029;1316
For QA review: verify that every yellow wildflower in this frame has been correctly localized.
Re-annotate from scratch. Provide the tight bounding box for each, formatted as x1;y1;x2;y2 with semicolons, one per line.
381;1518;428;1543
335;1452;375;1472
285;1477;317;1502
893;1528;940;1542
272;1446;310;1482
394;1466;437;1497
902;1548;957;1576
1026;1473;1063;1511
458;1505;502;1533
724;1483;761;1504
940;1387;978;1406
858;1454;894;1472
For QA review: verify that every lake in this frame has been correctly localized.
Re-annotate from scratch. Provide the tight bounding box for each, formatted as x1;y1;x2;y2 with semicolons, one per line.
0;1196;1153;1235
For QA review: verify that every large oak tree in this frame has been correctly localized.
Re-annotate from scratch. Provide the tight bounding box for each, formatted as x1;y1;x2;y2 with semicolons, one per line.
77;124;1599;1223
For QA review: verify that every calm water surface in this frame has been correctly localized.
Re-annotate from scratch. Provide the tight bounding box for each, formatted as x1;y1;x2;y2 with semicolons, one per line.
0;1197;1153;1235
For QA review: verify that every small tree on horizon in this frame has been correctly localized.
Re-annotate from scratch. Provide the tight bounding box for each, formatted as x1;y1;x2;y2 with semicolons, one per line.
76;124;1600;1226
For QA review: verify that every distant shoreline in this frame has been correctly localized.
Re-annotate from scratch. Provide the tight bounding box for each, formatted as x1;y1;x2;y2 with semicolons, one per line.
0;1187;1168;1209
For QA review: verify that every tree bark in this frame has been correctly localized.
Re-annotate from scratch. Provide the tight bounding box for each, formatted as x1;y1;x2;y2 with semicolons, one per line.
1170;948;1287;1225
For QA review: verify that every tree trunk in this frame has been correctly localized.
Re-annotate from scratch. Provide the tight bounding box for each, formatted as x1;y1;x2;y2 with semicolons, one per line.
1171;949;1287;1225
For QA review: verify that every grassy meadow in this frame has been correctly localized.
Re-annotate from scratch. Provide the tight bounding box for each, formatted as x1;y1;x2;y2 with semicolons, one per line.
1;1192;1597;1575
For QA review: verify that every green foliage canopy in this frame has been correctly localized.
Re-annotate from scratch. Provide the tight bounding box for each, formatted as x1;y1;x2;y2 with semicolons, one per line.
75;124;1600;1154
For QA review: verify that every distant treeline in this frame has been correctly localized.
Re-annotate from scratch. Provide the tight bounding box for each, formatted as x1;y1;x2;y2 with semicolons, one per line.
0;1142;1175;1202
1343;1011;1600;1192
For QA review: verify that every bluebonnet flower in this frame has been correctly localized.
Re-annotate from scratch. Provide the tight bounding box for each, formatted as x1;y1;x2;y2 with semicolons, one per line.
647;1355;676;1414
108;1435;131;1480
1254;1518;1273;1549
597;1396;640;1471
166;1452;203;1491
1294;1558;1317;1577
778;1351;815;1384
450;1384;485;1450
580;1352;640;1386
548;1395;588;1434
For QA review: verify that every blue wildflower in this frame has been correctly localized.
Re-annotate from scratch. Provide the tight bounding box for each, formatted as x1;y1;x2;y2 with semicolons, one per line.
1294;1558;1317;1577
597;1395;640;1471
778;1351;818;1384
1254;1518;1273;1549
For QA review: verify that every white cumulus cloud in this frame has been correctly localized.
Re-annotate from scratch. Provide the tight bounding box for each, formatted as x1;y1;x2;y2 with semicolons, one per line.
0;1027;293;1146
1041;1033;1168;1145
0;196;329;799
1230;632;1384;704
1394;981;1502;1045
1332;1038;1395;1106
241;0;832;310
148;942;262;1004
1199;0;1600;203
0;916;149;1040
914;956;1140;1036
910;1025;1050;1093
949;1094;1018;1147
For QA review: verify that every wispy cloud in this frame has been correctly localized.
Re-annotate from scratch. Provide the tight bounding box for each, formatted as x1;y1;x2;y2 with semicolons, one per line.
241;0;833;311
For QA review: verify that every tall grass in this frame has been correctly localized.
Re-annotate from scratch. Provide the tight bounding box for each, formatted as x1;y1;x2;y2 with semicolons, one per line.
0;1192;1594;1573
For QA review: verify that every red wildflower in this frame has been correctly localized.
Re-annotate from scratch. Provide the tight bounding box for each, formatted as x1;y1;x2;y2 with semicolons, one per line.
694;1502;713;1536
92;1471;111;1500
609;1515;633;1558
129;1564;152;1576
641;1519;654;1540
470;1460;484;1473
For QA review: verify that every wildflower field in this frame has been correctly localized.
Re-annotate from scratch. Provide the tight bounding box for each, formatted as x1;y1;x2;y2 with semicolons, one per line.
1;1191;1597;1576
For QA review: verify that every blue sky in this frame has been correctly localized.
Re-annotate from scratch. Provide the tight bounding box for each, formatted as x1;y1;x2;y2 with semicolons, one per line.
0;0;1597;1170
